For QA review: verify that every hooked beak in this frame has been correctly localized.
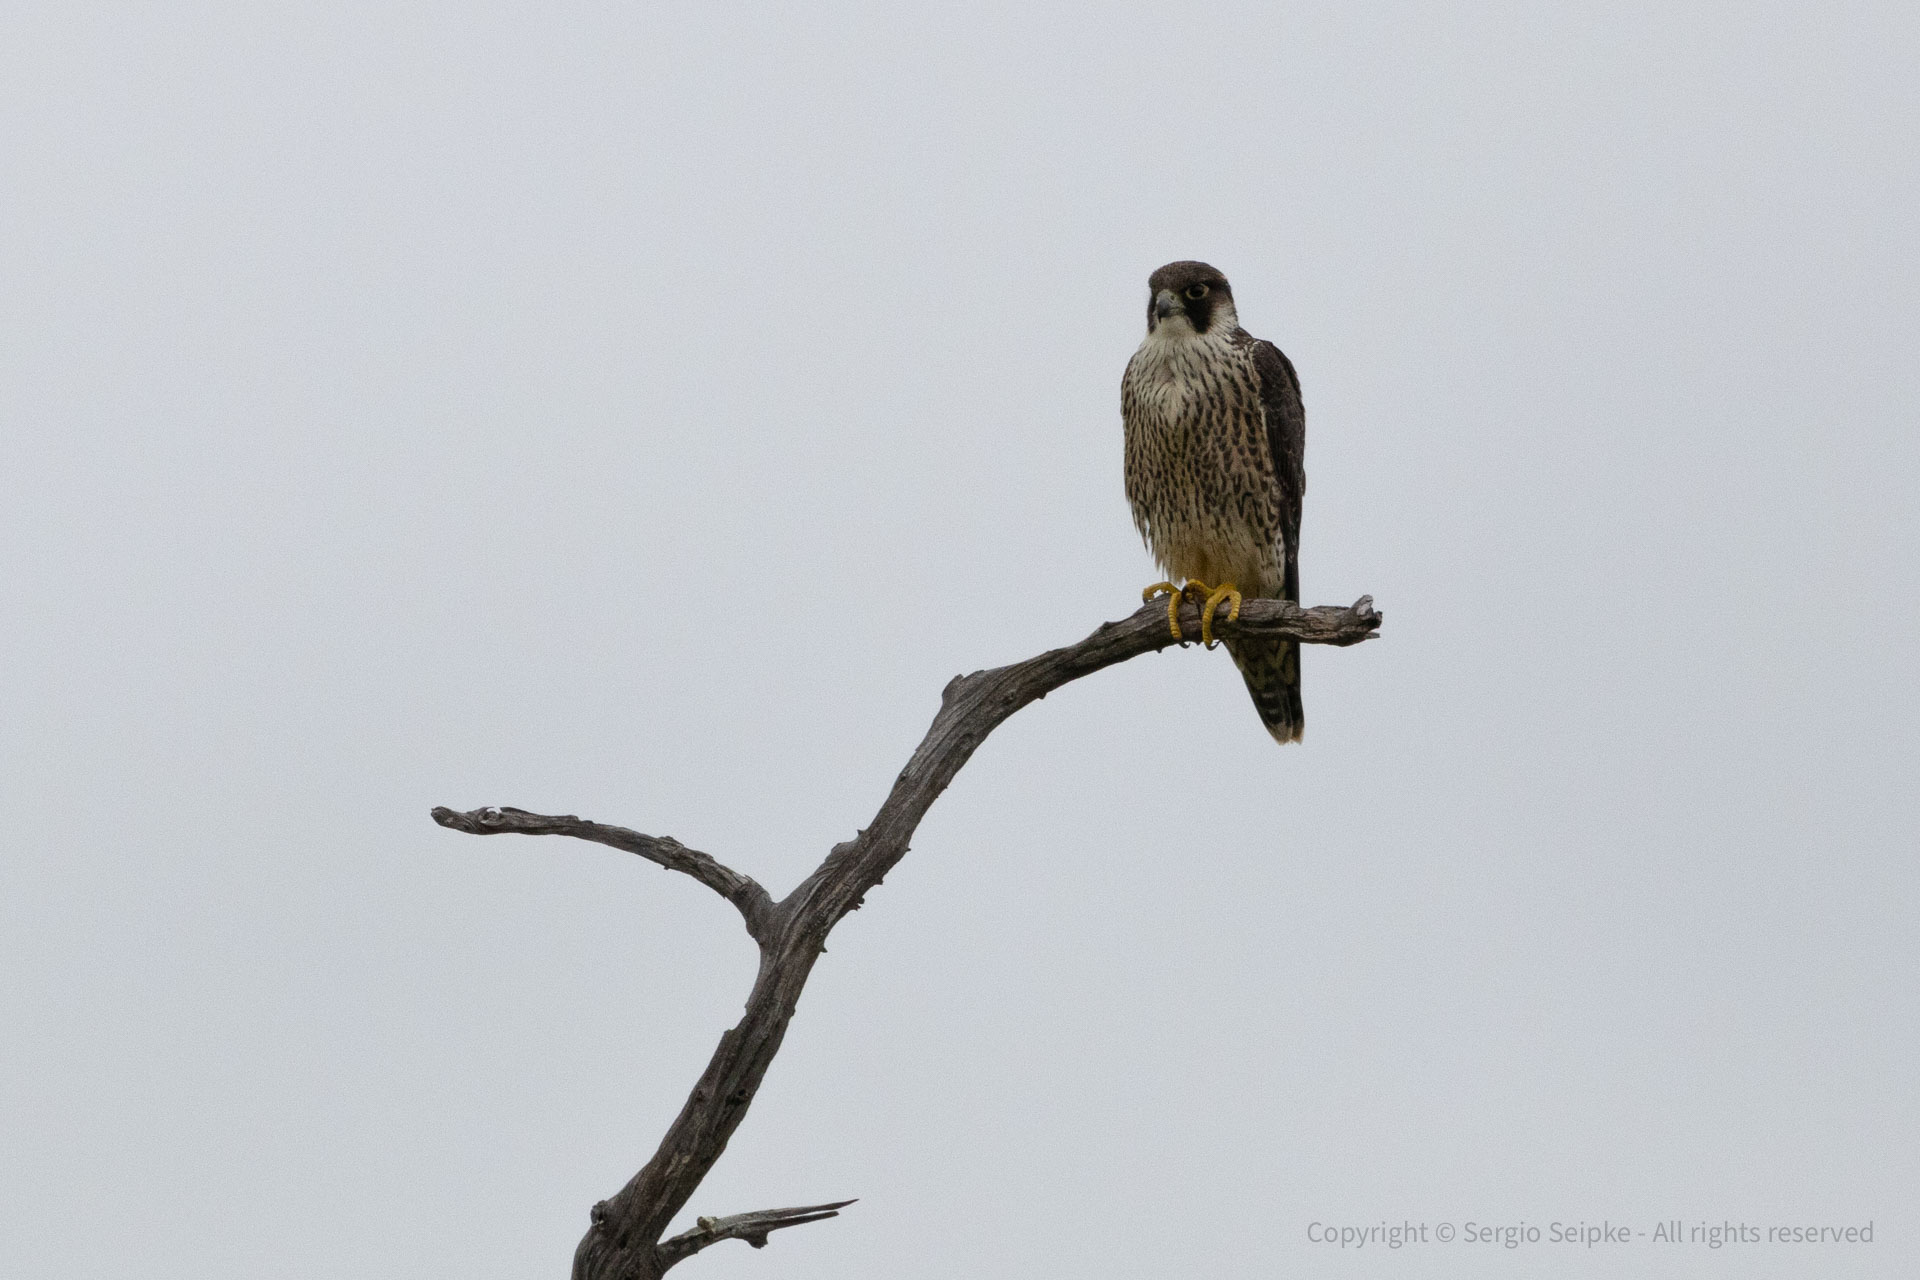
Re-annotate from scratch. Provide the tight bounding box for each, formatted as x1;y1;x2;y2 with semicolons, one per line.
1153;289;1182;320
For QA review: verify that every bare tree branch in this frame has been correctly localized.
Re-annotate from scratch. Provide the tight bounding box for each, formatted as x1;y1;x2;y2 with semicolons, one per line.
428;805;775;942
655;1200;858;1264
783;595;1381;935
433;593;1381;1280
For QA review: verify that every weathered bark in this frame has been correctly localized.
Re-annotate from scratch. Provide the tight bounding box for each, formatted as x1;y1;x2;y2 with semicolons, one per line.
431;593;1381;1279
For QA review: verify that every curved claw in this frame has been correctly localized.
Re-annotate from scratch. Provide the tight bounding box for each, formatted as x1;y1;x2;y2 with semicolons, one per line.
1199;583;1242;649
1142;581;1184;641
1143;581;1227;645
1142;581;1178;605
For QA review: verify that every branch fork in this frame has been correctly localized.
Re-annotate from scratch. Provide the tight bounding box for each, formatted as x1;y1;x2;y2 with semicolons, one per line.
433;593;1381;1279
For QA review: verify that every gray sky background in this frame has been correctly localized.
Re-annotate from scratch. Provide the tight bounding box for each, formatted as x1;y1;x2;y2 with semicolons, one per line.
4;3;1917;1277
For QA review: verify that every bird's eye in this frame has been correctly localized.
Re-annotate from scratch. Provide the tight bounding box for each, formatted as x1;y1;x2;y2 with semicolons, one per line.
1185;284;1209;300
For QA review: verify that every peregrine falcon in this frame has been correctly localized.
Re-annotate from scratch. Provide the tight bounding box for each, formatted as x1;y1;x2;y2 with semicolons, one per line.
1122;261;1306;743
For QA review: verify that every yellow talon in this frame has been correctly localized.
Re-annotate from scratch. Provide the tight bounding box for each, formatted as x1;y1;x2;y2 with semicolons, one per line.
1200;583;1242;649
1143;580;1224;644
1142;581;1184;640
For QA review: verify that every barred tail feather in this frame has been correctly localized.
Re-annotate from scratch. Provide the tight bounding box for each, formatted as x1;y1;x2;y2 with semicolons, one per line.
1226;635;1304;744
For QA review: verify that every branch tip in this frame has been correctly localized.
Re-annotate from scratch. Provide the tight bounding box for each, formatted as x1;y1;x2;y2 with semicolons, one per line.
429;805;773;940
660;1199;858;1263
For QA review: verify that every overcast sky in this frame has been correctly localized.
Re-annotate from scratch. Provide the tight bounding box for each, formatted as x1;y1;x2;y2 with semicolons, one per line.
4;3;1917;1278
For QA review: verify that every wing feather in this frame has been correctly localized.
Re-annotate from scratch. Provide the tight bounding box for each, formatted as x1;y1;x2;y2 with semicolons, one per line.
1247;337;1305;602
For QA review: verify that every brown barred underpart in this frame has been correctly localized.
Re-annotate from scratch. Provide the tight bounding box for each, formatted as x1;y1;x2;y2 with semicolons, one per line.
1122;260;1306;743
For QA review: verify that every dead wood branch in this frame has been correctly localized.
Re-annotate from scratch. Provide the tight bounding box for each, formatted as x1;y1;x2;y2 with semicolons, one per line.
432;593;1381;1280
657;1200;859;1264
429;806;775;942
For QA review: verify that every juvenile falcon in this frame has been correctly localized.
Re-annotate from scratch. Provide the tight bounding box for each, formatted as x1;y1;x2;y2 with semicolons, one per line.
1122;260;1306;743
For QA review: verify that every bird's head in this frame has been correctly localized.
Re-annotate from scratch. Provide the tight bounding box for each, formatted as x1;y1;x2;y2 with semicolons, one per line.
1145;261;1237;337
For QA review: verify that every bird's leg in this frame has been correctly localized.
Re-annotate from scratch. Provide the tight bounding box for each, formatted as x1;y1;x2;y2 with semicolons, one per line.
1199;583;1242;649
1143;580;1218;643
1142;581;1187;641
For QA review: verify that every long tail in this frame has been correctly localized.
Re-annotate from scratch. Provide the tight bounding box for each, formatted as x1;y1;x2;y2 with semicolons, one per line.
1225;633;1304;744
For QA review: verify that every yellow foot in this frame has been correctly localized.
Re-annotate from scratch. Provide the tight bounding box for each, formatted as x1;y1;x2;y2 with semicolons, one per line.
1143;580;1225;643
1142;581;1186;641
1200;583;1242;649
